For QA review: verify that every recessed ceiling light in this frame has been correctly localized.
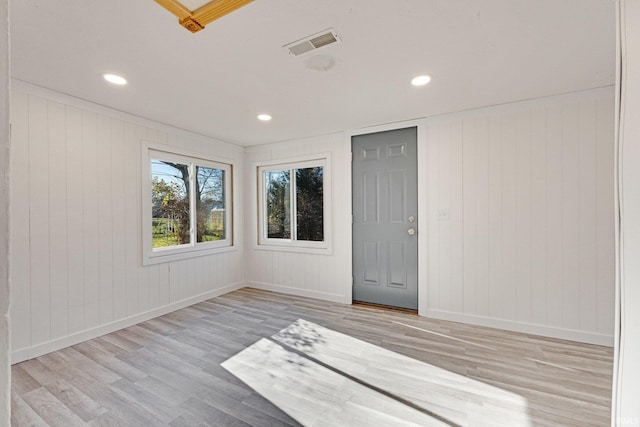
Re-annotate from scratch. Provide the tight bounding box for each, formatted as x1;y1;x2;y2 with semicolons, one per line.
257;114;272;121
103;73;127;85
411;75;431;86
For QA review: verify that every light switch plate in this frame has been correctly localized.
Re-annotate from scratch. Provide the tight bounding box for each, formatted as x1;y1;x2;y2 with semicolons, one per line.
436;208;450;221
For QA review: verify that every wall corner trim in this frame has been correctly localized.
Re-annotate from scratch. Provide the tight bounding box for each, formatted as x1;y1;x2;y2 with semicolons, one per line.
246;281;345;304
426;309;614;347
11;281;246;364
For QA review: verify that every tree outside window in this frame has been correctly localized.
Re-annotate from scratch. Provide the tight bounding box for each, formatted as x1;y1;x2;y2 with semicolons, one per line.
295;167;323;242
259;157;328;251
144;148;232;265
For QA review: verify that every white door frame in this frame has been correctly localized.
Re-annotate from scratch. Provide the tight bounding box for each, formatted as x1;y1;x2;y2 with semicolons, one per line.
344;118;428;315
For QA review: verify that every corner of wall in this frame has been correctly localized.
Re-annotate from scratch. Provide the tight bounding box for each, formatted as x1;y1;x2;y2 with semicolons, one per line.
0;0;11;423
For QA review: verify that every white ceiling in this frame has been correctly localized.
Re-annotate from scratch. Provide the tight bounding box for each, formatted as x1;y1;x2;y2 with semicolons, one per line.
10;0;615;146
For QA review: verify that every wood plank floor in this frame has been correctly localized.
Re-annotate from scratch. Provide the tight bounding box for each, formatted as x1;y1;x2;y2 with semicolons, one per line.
11;288;613;426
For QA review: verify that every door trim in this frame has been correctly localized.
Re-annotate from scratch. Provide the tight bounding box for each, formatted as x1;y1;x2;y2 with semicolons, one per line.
344;118;428;316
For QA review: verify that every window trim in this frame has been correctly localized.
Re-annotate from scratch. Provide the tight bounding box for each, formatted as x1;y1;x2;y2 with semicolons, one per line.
256;154;332;254
142;143;235;265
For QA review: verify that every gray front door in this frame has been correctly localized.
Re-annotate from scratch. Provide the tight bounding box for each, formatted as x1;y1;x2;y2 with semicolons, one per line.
352;127;418;310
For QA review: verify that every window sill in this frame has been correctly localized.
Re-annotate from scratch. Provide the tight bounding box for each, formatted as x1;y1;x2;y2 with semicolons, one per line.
253;243;332;256
143;244;237;265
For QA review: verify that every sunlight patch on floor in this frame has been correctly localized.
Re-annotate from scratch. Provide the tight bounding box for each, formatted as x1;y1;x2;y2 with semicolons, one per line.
222;319;531;427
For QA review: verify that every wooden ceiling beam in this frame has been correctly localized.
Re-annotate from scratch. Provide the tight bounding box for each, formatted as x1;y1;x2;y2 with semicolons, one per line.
155;0;191;20
193;0;254;24
155;0;254;33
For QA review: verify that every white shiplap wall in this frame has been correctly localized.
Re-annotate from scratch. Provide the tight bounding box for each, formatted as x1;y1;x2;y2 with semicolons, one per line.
616;0;640;420
0;0;10;420
243;89;615;345
244;133;351;303
9;84;615;360
10;87;246;363
425;88;616;344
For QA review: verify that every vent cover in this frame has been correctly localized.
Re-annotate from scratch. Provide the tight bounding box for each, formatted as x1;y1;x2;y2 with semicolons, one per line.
284;29;340;56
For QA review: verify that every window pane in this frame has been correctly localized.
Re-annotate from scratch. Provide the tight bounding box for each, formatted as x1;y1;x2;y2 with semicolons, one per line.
296;167;324;241
266;170;291;239
196;166;226;243
151;160;191;248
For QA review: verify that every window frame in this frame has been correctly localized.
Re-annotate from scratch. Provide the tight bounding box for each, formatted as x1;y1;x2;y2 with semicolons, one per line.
256;154;331;254
142;143;234;265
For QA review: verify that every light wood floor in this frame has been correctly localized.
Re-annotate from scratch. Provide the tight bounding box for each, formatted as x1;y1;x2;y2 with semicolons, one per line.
11;288;613;426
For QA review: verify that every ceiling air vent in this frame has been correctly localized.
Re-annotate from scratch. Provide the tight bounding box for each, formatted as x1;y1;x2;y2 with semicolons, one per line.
284;29;340;57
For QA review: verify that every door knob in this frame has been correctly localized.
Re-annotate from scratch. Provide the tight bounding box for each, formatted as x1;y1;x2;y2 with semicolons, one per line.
408;215;416;223
407;228;416;236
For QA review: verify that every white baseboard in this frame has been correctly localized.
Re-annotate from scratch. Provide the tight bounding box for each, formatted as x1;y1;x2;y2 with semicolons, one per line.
246;281;346;304
11;281;245;364
426;308;614;347
12;283;612;365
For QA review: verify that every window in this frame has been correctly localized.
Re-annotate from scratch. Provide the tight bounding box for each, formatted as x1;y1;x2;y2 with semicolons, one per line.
143;146;233;265
257;156;330;252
